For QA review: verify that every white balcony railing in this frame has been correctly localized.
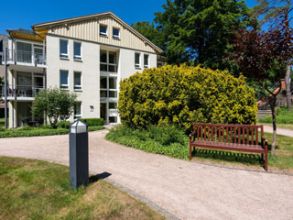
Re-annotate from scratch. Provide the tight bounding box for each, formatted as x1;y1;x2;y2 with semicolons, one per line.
1;85;45;98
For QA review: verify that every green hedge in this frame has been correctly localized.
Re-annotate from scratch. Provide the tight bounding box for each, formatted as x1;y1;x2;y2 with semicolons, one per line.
119;65;257;130
80;118;104;126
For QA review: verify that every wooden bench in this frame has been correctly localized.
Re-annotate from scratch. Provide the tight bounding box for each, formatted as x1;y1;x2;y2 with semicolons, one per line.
189;123;268;171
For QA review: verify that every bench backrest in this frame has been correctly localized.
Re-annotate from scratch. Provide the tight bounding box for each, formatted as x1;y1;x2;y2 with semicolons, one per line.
192;123;264;145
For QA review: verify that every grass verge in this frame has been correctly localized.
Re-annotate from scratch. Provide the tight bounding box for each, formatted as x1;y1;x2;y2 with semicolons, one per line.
258;108;293;124
106;125;293;171
0;157;164;220
0;125;103;138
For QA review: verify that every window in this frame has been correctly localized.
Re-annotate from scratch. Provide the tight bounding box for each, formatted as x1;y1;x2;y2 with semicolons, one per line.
144;54;149;68
74;102;82;119
16;42;32;63
100;50;118;73
100;76;117;98
0;40;3;52
60;39;68;59
60;70;69;89
99;24;108;36
74;42;82;60
74;71;82;90
112;28;120;39
135;52;141;69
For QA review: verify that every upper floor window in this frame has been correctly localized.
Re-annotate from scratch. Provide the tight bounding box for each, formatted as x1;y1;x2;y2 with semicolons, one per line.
99;24;108;37
100;50;118;73
60;70;69;89
74;42;82;61
74;71;82;90
60;39;68;59
144;54;149;68
135;52;141;69
16;42;32;63
112;28;120;39
0;40;3;52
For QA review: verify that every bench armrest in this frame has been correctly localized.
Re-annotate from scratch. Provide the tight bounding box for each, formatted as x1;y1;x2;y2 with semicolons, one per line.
261;137;268;149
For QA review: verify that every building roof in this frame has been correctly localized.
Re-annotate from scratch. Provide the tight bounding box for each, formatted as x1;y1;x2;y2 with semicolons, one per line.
33;12;163;53
7;29;43;42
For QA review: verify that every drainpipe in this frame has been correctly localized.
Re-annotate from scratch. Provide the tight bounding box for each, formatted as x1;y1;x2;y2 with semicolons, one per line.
4;46;8;128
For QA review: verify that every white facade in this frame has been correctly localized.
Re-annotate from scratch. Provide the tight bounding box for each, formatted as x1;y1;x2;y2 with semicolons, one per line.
2;12;162;127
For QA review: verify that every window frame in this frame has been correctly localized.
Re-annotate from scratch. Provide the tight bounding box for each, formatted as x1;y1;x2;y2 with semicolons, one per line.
60;70;69;89
73;71;82;90
99;24;108;37
135;52;141;69
73;41;82;61
112;27;120;39
74;102;82;119
144;54;149;68
100;50;118;73
59;39;69;59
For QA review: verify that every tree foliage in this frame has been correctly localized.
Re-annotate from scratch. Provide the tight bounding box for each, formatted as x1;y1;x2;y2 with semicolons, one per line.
119;65;257;130
32;88;77;128
154;0;251;70
232;22;293;152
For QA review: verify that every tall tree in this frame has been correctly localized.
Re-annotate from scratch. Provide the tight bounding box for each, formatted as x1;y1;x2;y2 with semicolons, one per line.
155;0;251;69
131;22;164;50
232;27;293;153
252;0;292;109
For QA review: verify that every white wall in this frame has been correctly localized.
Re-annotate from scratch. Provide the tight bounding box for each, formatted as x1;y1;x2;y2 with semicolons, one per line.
119;48;157;80
46;35;100;120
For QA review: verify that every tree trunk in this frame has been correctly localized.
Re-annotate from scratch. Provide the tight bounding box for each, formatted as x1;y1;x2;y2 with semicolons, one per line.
285;64;292;109
269;95;277;154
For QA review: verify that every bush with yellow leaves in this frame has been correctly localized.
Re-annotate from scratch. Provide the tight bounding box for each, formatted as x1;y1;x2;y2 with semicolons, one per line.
119;65;257;130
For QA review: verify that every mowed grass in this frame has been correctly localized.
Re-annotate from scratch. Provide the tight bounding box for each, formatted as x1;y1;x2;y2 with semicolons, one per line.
0;126;103;138
0;157;164;220
107;125;293;172
258;108;293;124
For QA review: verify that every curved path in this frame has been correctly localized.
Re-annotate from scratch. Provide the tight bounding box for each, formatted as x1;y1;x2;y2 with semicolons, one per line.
0;130;292;220
263;125;293;137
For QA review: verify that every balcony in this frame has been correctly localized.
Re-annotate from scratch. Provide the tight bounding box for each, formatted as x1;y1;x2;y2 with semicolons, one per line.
1;85;45;99
6;47;46;67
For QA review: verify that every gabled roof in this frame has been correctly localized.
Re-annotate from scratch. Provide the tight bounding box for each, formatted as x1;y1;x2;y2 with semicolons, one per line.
33;12;163;53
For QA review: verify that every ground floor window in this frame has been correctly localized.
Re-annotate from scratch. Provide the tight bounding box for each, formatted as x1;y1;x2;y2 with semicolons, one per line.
74;102;82;119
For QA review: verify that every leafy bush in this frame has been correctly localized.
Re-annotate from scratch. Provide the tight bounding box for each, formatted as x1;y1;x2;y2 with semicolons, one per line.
119;65;257;130
81;118;104;126
106;125;188;159
57;120;71;129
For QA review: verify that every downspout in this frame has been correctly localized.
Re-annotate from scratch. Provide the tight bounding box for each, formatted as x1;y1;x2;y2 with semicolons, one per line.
4;45;8;128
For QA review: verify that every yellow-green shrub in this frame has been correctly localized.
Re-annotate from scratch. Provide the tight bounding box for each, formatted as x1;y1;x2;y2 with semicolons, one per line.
119;65;257;130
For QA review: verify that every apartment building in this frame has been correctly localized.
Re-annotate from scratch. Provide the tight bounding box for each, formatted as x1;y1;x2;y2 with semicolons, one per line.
1;12;162;128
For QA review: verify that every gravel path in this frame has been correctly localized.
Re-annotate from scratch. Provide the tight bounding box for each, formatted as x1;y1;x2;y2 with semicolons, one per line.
0;130;292;220
263;125;293;137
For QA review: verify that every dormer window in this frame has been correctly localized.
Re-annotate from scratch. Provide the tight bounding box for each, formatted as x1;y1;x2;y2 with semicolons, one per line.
99;24;108;37
112;27;120;39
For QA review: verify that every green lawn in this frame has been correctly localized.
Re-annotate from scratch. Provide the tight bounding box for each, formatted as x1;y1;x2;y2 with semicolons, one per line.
258;108;293;124
0;157;164;220
0;125;103;138
106;125;293;172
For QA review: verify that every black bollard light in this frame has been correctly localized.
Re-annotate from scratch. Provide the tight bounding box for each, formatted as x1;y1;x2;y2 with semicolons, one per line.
69;119;89;189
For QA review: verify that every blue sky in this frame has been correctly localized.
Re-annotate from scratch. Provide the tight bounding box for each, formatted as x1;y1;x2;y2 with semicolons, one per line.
0;0;257;34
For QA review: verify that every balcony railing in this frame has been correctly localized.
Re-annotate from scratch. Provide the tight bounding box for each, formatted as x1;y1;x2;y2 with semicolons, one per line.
1;85;45;98
7;49;46;66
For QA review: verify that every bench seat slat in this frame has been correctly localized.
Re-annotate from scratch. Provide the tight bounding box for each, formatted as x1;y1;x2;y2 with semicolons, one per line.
191;140;264;153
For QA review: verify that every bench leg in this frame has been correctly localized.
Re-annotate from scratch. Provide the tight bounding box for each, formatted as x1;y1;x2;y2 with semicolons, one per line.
189;143;193;160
